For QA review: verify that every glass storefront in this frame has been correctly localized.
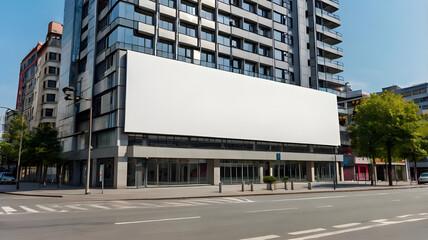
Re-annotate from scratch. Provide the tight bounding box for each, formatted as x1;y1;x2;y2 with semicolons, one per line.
315;161;335;181
273;161;307;181
220;161;261;184
127;158;207;187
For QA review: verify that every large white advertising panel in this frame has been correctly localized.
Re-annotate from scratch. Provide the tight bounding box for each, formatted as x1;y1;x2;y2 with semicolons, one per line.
125;51;340;146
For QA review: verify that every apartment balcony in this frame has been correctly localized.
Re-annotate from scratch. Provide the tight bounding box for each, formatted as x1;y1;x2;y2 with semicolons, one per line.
318;72;344;87
319;87;346;98
337;106;353;116
317;56;344;74
316;24;342;45
319;0;339;13
317;41;343;59
316;8;341;29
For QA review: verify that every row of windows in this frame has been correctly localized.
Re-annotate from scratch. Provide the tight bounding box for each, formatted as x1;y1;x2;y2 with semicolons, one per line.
42;93;56;103
401;88;427;97
44;52;61;62
44;66;60;76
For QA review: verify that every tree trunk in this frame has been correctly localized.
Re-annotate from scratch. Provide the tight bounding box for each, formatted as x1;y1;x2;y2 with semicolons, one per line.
43;165;47;187
387;145;393;186
414;157;418;183
58;164;63;189
371;154;375;185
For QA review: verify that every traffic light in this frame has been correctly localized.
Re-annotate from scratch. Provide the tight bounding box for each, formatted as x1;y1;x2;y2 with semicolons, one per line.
62;86;75;101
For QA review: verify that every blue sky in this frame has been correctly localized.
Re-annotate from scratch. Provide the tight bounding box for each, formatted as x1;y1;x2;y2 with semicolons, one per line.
0;0;427;116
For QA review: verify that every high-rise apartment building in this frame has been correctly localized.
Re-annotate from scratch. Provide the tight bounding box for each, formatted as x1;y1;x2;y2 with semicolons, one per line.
17;22;63;129
58;0;343;188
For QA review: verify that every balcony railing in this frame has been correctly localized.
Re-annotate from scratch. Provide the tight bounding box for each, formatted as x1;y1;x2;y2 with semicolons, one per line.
317;56;344;67
316;8;340;20
316;24;342;37
319;87;345;96
317;41;343;52
318;72;344;83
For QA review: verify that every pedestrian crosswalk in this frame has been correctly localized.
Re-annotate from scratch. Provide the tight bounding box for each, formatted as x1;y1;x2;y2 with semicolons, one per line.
0;197;254;216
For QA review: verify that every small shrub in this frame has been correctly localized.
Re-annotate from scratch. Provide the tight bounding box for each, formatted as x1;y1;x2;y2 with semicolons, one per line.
263;176;277;184
281;176;290;183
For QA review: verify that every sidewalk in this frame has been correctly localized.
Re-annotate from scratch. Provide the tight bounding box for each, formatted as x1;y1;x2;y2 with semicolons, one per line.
0;181;426;201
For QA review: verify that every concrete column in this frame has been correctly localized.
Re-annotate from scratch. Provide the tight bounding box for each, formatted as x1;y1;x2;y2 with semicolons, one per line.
374;164;378;181
114;156;128;189
306;161;314;182
208;159;220;185
340;163;344;181
259;166;264;183
269;161;273;176
336;161;341;183
91;158;97;187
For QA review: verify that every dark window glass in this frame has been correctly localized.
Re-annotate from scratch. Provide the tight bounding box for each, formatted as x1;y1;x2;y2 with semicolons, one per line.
201;30;215;42
48;67;57;74
159;0;176;8
179;24;197;37
47;80;56;88
46;94;56;102
201;8;214;20
159;18;174;31
44;109;54;117
180;1;197;15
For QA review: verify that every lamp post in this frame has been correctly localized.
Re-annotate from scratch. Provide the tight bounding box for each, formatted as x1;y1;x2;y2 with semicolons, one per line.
62;87;92;194
0;106;23;190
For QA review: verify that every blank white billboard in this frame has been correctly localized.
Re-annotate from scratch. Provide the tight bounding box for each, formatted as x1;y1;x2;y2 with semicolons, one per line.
125;51;340;146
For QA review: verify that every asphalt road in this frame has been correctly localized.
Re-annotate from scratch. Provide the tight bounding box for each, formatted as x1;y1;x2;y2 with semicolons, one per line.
1;188;428;240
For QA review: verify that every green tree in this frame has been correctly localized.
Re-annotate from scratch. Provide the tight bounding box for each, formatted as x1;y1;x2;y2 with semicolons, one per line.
351;91;420;186
2;114;29;175
25;123;62;185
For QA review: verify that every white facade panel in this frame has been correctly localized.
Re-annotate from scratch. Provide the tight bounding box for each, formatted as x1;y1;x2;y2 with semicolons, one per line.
125;51;340;146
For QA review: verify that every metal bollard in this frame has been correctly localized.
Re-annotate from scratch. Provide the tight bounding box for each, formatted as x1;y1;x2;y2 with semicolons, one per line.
308;182;312;190
242;181;245;192
219;181;222;193
251;182;254;191
291;181;294;190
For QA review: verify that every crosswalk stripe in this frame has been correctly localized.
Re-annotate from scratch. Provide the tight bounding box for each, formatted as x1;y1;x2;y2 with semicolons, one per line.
241;235;280;240
20;206;39;213
135;202;163;208
65;205;88;211
163;202;193;206
2;206;17;215
36;205;57;212
87;204;111;209
111;204;139;209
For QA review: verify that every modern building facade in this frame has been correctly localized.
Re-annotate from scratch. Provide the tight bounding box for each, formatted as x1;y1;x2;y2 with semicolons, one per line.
17;22;63;129
58;0;344;188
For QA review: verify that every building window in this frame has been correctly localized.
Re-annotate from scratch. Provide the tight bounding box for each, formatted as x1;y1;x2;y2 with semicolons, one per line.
179;24;197;37
244;62;256;76
201;29;215;42
260;65;272;79
201;8;214;21
159;0;176;8
242;0;256;13
243;41;256;53
44;108;54;117
259;25;271;37
200;51;215;68
49;52;57;61
180;1;197;15
159;18;174;31
46;94;56;102
218;55;231;71
217;13;230;25
232;59;241;73
274;30;293;46
178;46;193;63
257;7;269;18
157;41;174;59
258;45;270;57
231;37;241;49
218;0;230;4
135;9;154;25
217;34;230;46
243;21;257;33
44;80;56;89
48;67;57;75
273;0;291;9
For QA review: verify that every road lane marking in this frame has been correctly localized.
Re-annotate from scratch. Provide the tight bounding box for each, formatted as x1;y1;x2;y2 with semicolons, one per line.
288;225;373;240
316;205;332;208
418;213;428;216
135;202;163;208
396;214;414;218
370;219;387;223
87;204;111;209
111;204;139;209
392;199;401;202
288;228;326;235
241;234;280;240
353;193;388;197
272;196;345;202
1;207;17;215
224;197;254;203
245;208;297;213
20;206;39;213
36;205;57;212
333;223;361;228
65;205;88;211
115;216;201;225
163;202;193;206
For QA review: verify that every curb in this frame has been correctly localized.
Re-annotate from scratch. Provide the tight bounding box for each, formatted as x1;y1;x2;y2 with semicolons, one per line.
2;185;426;201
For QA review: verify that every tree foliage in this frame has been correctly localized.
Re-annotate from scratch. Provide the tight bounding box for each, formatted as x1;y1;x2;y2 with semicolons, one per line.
1;114;29;164
351;91;421;186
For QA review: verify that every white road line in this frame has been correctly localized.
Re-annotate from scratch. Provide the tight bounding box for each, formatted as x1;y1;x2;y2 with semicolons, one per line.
1;206;17;215
316;205;332;208
162;202;193;206
392;199;401;202
418;213;428;216
115;216;201;225
36;205;57;212
413;196;421;198
86;204;111;209
240;234;280;240
333;223;361;228
111;204;139;209
396;214;414;218
135;202;163;208
224;197;253;203
245;208;297;214
370;219;387;223
272;196;345;202
65;205;88;211
288;228;326;236
20;206;39;213
354;193;388;197
288;225;374;240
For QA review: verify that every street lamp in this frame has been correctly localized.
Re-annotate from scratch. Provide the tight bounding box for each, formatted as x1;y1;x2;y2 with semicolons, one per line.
62;87;93;194
0;106;23;190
